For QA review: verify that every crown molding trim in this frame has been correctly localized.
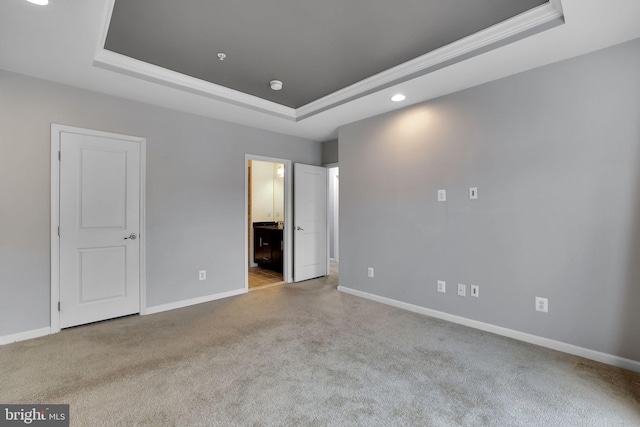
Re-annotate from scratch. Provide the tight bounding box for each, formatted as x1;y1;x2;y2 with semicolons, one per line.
95;0;116;59
94;0;563;122
93;50;296;120
296;1;564;119
94;0;295;120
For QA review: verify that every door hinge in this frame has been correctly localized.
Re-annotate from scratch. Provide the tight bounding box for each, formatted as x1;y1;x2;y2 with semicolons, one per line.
57;226;60;237
58;151;61;161
58;301;61;312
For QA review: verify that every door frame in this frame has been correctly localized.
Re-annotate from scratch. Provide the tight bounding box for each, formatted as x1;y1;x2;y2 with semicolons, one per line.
244;154;293;287
50;124;147;333
325;163;339;270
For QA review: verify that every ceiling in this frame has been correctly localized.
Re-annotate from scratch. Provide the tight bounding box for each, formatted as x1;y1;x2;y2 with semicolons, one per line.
1;0;640;141
104;0;547;109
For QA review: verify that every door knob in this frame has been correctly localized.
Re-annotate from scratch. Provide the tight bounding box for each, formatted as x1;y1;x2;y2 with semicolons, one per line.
124;233;137;240
296;226;304;231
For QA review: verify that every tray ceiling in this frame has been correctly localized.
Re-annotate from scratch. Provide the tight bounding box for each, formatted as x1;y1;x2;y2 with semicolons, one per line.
6;1;639;141
102;0;554;118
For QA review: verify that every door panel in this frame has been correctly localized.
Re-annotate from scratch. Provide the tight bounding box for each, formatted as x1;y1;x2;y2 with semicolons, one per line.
59;131;141;328
79;246;127;302
79;148;127;229
294;164;327;282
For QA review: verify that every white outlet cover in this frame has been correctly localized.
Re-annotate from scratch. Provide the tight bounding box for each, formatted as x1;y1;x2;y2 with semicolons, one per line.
438;189;446;201
457;284;466;297
471;284;479;297
267;211;272;217
199;270;206;280
437;280;446;293
536;297;548;313
469;187;478;200
368;267;374;278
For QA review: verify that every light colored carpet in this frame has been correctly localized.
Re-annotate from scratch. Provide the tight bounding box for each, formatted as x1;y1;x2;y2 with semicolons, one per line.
1;269;639;426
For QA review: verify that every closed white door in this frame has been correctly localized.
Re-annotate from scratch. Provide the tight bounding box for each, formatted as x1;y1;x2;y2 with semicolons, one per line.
294;163;327;282
59;130;142;328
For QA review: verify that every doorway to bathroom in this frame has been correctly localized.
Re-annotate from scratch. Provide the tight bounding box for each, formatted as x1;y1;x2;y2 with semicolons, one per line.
247;158;288;290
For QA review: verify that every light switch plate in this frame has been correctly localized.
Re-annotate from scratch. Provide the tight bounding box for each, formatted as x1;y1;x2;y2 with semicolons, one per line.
471;285;479;297
458;284;466;297
469;187;478;200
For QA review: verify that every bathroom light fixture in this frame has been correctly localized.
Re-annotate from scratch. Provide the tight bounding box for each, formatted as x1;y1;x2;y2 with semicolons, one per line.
25;0;49;4
270;80;283;91
391;94;406;102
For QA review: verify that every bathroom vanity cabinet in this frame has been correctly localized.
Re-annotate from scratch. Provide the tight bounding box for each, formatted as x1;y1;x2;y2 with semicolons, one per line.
253;222;283;273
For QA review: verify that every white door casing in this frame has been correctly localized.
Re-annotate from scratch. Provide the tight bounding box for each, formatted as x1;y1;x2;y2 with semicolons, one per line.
51;125;146;331
334;172;339;262
244;154;293;287
327;166;339;263
294;163;328;282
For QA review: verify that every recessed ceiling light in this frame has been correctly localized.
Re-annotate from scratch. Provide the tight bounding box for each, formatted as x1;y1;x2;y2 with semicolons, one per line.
25;0;49;5
391;94;406;102
217;53;227;61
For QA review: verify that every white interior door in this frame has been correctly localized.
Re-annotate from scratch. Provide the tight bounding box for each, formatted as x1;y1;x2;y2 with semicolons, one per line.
294;163;327;282
59;130;142;328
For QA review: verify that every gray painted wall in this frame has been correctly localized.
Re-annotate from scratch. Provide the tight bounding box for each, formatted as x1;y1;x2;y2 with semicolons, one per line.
322;139;338;165
338;38;640;362
0;71;321;337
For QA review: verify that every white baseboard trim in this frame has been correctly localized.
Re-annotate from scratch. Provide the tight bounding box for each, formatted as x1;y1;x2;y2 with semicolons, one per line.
337;285;640;373
0;327;51;346
145;288;247;315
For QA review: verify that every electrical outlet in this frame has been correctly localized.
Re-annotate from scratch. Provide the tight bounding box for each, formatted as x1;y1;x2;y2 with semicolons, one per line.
437;280;446;293
470;285;479;297
267;211;272;217
368;267;374;278
469;187;478;200
199;270;206;281
438;189;446;202
536;297;548;313
457;284;466;297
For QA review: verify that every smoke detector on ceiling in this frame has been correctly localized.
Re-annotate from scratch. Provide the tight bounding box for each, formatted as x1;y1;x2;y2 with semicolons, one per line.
270;80;283;91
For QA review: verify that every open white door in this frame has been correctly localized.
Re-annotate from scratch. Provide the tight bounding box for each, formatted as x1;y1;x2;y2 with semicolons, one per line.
56;127;144;329
294;163;327;282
